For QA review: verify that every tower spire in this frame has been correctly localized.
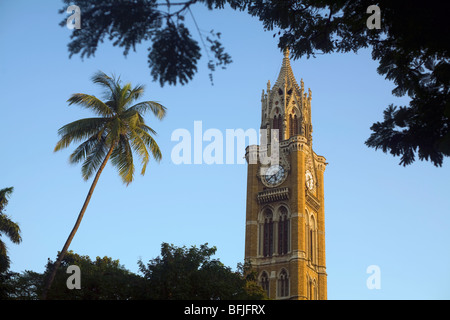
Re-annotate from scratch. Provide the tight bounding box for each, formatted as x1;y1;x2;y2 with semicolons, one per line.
274;47;299;93
284;47;290;59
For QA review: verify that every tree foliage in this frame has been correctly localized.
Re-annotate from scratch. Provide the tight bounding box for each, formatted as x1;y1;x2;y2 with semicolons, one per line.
0;270;44;300
2;246;266;300
41;251;143;300
138;242;267;300
0;187;22;273
54;71;167;184
59;0;233;86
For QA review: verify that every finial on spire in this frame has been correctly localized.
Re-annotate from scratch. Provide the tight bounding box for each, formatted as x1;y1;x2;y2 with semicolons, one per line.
284;47;290;59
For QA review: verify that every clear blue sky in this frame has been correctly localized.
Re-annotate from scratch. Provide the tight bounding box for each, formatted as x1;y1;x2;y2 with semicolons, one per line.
1;1;449;299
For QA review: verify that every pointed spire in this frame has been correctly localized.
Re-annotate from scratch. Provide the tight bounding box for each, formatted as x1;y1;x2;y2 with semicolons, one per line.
274;47;300;93
284;47;290;59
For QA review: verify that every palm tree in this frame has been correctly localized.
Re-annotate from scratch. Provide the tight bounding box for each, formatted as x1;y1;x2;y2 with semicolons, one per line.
41;71;167;299
0;186;22;273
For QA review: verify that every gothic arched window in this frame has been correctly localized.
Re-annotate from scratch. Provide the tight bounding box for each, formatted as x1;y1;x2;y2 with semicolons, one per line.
294;114;299;135
272;115;283;141
260;272;270;297
289;114;294;138
263;209;274;257
278;116;283;141
278;269;289;298
278;206;289;255
289;113;300;138
308;214;317;265
273;115;279;131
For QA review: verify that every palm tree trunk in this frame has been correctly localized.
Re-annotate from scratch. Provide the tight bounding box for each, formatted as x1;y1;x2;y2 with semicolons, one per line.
41;144;115;299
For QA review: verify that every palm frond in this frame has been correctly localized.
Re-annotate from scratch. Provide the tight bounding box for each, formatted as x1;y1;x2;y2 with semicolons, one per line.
81;136;109;180
140;124;158;136
0;214;22;244
54;117;108;152
0;240;10;272
69;132;106;165
0;187;14;212
116;82;132;113
105;117;123;145
121;109;145;131
91;71;115;93
129;130;150;175
128;84;145;101
110;78;124;113
127;101;167;120
68;93;114;117
134;127;162;162
110;135;135;185
122;84;146;109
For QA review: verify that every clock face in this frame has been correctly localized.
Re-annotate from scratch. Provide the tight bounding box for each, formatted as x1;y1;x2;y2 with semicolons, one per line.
305;170;314;190
264;164;286;186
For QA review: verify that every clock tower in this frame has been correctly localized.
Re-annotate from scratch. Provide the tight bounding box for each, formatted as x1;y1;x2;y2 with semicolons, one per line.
244;48;327;300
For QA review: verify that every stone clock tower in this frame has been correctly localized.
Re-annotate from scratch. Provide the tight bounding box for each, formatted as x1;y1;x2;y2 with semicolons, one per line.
244;49;327;300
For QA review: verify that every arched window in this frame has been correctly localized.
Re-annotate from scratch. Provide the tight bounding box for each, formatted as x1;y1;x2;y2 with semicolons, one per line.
272;115;283;141
307;278;312;300
294;114;299;135
278;206;289;255
308;214;317;265
288;111;300;138
314;280;318;300
273;115;279;131
289;114;294;138
308;278;317;300
263;209;274;257
260;272;270;297
278;269;289;298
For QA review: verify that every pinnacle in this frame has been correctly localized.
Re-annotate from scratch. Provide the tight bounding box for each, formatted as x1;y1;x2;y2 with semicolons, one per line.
284;47;290;59
274;47;299;93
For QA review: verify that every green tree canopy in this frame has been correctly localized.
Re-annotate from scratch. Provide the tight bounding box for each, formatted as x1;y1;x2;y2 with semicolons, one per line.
2;245;266;300
1;270;44;300
41;251;143;300
138;242;267;300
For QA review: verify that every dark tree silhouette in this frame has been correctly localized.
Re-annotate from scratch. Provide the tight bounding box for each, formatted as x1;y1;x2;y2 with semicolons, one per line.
59;0;233;86
0;187;22;273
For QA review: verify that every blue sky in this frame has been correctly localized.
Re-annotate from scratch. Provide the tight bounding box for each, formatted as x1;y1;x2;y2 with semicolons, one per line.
1;1;449;299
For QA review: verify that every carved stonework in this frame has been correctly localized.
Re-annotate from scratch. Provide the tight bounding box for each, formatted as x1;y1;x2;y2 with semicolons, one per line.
306;190;320;212
257;187;289;204
286;135;308;153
